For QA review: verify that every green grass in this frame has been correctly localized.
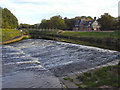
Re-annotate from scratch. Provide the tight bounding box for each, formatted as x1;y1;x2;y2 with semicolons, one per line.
32;30;119;39
28;29;119;39
0;29;22;42
59;31;119;39
76;64;120;88
62;63;120;88
63;77;74;82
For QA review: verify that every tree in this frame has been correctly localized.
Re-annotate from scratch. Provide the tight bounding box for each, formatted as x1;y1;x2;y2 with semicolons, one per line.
98;13;118;30
2;8;18;29
0;7;2;28
64;18;76;30
118;16;120;30
39;15;66;30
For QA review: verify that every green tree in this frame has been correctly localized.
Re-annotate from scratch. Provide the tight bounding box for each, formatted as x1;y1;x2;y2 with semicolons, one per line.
2;8;18;29
98;13;117;30
118;16;120;30
0;7;2;28
64;18;76;30
39;15;66;30
19;23;30;29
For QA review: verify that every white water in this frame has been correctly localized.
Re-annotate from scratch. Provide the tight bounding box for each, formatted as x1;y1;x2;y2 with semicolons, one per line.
2;39;119;77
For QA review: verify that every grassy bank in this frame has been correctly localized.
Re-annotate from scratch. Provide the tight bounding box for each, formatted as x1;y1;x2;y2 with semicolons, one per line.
1;29;22;42
29;30;120;51
2;35;29;45
64;63;120;88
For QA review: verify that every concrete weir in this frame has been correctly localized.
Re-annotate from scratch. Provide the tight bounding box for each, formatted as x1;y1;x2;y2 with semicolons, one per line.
2;39;119;88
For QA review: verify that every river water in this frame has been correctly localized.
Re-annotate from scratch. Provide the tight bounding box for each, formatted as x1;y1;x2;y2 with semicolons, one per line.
2;39;119;88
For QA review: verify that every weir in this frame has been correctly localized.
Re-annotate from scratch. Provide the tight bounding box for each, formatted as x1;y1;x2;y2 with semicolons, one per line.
2;39;119;88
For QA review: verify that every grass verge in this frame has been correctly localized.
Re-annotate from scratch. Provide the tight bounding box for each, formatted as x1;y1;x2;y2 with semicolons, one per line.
75;63;120;88
1;29;22;42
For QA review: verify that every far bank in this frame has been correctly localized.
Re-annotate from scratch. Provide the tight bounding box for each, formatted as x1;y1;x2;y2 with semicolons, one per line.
28;29;120;51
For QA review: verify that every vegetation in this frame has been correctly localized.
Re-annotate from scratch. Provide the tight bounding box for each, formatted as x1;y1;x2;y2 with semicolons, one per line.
1;7;18;29
18;13;118;31
76;64;120;88
118;16;120;30
39;15;66;30
64;18;77;30
18;23;39;29
1;29;22;42
98;13;118;30
62;63;120;88
63;77;74;82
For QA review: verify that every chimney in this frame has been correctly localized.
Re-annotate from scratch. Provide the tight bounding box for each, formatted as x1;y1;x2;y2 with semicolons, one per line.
94;17;96;20
87;18;89;21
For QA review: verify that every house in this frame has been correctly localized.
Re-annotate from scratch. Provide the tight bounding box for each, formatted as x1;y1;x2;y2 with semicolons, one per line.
73;17;100;31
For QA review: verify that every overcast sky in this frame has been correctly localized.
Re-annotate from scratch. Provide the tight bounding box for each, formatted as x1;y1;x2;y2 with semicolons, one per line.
0;0;119;25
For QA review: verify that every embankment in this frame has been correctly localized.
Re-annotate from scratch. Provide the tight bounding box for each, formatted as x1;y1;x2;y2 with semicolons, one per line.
1;35;29;45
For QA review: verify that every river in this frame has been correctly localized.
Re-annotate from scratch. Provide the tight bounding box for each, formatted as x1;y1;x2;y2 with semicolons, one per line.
2;39;119;88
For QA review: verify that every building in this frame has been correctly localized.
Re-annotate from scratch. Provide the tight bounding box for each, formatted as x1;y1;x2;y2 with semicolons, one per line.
73;17;100;31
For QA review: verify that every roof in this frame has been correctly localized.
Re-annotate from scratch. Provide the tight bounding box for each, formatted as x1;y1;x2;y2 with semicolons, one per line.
75;19;96;27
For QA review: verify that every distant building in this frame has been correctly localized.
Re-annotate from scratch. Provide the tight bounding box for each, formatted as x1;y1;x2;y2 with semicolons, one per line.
73;17;100;31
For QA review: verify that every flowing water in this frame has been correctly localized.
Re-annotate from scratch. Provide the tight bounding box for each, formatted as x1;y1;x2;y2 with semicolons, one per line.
2;39;119;88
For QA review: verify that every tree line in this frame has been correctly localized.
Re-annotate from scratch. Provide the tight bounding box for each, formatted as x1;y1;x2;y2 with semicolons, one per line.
1;7;18;29
19;14;119;31
1;8;119;30
98;13;119;30
19;16;94;30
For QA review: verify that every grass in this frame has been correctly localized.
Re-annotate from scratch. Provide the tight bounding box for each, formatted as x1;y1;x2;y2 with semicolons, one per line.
31;30;119;39
1;29;22;42
76;64;120;88
63;77;74;82
62;63;120;88
59;31;119;39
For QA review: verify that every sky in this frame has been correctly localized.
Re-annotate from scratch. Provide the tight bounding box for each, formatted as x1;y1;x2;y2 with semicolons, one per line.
0;0;119;25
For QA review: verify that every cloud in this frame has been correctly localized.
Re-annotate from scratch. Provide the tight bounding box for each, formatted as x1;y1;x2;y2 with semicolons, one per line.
0;0;119;24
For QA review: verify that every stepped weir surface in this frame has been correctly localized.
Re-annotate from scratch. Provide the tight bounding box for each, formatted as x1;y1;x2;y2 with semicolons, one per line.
2;39;119;88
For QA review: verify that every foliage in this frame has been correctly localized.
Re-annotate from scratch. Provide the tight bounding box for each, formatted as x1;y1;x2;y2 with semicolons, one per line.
63;77;74;82
39;15;66;30
1;29;22;42
98;13;118;30
2;8;18;29
64;18;76;30
76;64;119;88
19;23;39;29
0;7;2;28
39;16;93;30
118;16;120;30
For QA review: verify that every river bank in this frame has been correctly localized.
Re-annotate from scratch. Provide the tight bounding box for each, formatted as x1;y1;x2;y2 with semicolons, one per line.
1;35;29;45
60;59;119;88
1;29;22;42
1;29;30;45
